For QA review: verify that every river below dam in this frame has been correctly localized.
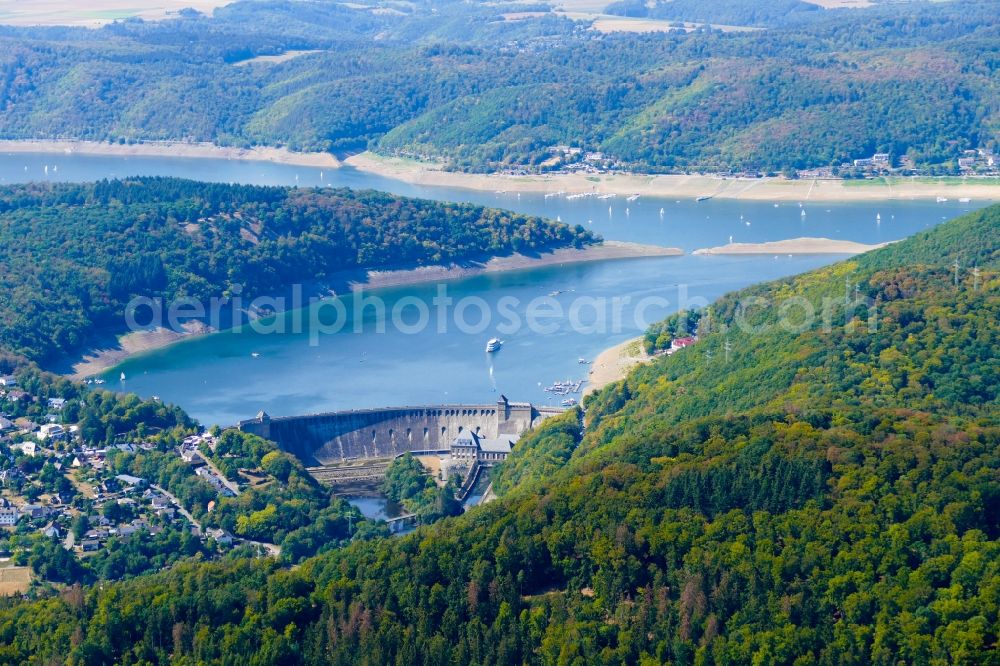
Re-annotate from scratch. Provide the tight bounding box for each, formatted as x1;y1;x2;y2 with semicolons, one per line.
1;150;984;425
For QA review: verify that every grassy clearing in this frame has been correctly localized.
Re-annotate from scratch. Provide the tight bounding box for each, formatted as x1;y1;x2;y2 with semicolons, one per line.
233;50;325;67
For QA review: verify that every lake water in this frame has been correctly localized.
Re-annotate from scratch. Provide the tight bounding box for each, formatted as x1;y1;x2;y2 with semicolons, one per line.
1;151;984;425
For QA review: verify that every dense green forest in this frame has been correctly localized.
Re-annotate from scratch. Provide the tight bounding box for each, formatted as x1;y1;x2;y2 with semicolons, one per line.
0;0;997;172
0;177;594;364
0;202;995;664
380;454;464;522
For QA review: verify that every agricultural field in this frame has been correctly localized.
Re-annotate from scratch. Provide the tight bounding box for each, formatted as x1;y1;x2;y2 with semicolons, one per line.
0;565;32;596
0;0;231;26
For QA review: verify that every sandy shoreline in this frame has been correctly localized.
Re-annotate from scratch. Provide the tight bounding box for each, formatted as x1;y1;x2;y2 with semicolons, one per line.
61;241;680;379
346;152;1000;202
0;140;340;168
584;336;649;396
361;241;682;290
6;140;997;202
64;321;211;380
693;237;889;256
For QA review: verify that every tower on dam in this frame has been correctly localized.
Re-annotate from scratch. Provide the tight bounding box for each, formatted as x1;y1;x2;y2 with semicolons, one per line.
239;395;560;466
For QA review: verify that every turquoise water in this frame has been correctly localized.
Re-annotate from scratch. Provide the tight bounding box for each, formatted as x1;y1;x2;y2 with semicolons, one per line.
1;150;984;425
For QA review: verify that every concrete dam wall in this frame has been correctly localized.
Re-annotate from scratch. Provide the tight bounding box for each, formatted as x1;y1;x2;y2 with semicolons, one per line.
238;396;560;466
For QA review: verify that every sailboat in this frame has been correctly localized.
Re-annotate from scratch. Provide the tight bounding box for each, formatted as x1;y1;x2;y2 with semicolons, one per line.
120;372;126;381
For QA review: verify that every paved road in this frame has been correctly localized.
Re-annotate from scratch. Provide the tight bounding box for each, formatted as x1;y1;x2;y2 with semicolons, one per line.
151;484;201;530
245;539;281;557
152;484;281;557
193;451;241;496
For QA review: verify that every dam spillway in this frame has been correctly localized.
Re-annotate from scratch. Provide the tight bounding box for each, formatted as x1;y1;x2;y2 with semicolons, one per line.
238;395;560;466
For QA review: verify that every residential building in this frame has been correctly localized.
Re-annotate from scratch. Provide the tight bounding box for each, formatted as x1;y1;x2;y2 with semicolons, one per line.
207;527;234;545
115;474;147;488
21;505;48;520
38;424;65;441
670;337;697;351
150;496;171;510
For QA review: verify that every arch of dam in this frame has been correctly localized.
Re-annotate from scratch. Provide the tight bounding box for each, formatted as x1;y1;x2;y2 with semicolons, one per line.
238;395;562;466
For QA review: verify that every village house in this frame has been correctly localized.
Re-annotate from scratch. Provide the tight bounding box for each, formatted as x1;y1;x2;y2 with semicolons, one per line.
206;527;234;545
670;337;697;351
0;468;22;484
21;504;49;520
117;523;141;538
115;474;147;489
16;441;36;456
194;466;234;495
0;507;20;526
38;423;66;441
150;495;171;510
85;528;111;541
13;417;36;434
